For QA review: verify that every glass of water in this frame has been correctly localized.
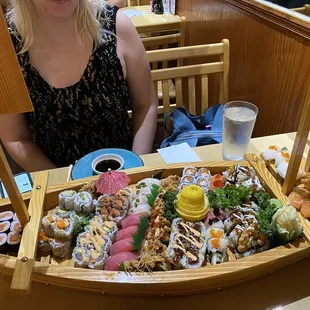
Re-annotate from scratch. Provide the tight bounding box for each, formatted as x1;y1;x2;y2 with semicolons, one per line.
222;101;258;161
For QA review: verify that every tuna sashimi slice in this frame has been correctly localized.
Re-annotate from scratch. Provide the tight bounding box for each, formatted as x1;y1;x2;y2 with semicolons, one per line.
116;226;138;241
105;252;139;271
121;214;142;229
110;238;134;256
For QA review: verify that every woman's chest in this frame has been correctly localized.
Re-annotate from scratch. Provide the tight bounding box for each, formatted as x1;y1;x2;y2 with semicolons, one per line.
28;43;93;89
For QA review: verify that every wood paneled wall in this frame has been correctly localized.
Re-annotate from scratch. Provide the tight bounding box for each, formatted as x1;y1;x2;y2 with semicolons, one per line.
177;0;310;137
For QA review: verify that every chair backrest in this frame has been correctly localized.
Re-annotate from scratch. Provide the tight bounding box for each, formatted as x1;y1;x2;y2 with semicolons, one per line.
141;17;187;69
291;4;310;16
128;0;143;6
147;40;230;116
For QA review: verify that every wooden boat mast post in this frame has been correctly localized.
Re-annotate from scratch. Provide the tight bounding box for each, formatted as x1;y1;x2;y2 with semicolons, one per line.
282;86;310;195
0;7;48;294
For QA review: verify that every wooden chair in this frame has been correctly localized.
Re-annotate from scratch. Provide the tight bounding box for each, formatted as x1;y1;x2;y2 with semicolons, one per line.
141;17;187;99
127;40;229;119
291;4;310;17
148;39;229;116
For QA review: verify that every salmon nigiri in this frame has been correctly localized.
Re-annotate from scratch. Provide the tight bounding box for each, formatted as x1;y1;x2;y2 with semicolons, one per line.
301;194;310;219
288;187;309;210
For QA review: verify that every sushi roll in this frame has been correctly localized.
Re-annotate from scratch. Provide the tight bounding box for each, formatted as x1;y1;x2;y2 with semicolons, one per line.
10;221;22;234
38;231;52;253
197;168;211;180
228;225;244;247
263;145;280;162
59;190;77;211
167;218;207;269
207;238;228;265
42;214;58;237
274;148;290;166
0;211;13;222
55;206;75;219
13;213;19;221
72;246;89;268
87;216;118;242
195;177;210;188
0;233;8;253
88;249;108;270
276;159;305;180
53;218;74;239
7;232;22;249
74;192;94;214
181;175;195;184
224;210;244;233
182;166;197;177
205;226;225;241
50;238;72;258
0;221;11;233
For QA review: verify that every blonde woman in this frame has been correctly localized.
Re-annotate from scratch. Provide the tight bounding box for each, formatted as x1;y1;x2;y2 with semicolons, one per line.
0;0;157;172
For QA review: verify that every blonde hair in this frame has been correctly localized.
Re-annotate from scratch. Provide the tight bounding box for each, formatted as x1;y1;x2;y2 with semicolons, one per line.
7;0;108;53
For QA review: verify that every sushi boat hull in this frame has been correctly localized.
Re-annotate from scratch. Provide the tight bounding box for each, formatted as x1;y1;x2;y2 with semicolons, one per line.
1;155;310;296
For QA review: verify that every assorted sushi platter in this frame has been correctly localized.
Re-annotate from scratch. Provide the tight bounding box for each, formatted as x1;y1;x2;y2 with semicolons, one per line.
1;158;310;296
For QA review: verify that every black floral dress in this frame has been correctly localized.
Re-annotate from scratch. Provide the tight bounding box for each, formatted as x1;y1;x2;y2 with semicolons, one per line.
9;6;132;167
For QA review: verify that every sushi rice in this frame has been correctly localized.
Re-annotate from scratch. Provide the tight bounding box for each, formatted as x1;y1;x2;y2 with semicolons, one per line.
55;206;75;219
50;238;72;258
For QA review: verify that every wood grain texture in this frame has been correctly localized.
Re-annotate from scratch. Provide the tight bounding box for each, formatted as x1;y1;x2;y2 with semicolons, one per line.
177;0;310;137
0;145;29;226
0;8;33;115
11;171;48;294
1;160;310;296
283;86;310;195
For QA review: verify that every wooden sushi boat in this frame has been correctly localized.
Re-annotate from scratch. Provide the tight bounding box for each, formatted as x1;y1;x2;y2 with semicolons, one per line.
1;157;310;296
1;6;310;296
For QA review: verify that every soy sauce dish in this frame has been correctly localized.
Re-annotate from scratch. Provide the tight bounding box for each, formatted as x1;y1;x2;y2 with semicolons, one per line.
91;154;124;174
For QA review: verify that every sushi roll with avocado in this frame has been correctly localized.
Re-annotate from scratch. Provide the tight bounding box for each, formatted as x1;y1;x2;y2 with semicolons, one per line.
55;206;75;219
72;246;89;268
74;192;94;214
50;238;72;258
59;190;77;211
88;249;108;270
42;214;58;237
0;211;13;222
53;218;74;239
87;216;118;243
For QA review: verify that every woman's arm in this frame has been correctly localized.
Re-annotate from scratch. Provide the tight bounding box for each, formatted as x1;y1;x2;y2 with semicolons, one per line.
0;114;56;172
108;0;128;8
116;10;157;155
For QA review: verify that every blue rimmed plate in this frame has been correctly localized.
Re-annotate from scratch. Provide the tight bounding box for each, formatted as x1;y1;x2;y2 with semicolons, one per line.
71;148;144;180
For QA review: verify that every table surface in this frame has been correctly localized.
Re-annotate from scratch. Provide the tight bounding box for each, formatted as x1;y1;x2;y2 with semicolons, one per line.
122;5;181;28
2;132;310;310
